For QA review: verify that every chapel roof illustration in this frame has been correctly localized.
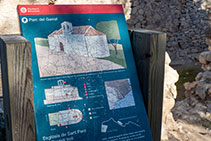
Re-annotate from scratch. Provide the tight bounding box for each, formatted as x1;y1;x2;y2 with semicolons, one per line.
49;23;105;37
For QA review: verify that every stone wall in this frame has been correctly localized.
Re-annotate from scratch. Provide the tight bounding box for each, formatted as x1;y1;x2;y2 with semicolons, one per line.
171;37;211;141
128;0;211;65
0;0;210;64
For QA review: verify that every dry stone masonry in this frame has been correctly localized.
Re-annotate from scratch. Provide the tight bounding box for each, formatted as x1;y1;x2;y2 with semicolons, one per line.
160;44;211;141
161;27;211;140
173;9;211;126
171;34;211;141
128;0;211;65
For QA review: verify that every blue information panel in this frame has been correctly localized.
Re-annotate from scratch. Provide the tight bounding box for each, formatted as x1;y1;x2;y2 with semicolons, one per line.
18;5;152;141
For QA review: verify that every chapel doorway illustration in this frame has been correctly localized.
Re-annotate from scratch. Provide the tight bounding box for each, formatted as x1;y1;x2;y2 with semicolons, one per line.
59;42;64;51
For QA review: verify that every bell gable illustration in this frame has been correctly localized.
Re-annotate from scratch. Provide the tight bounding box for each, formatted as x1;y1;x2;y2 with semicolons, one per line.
48;21;110;58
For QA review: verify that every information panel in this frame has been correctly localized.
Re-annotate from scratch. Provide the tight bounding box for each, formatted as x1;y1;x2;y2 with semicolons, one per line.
18;5;152;141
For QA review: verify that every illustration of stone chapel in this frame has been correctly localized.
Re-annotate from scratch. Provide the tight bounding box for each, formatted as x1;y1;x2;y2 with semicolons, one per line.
48;21;110;58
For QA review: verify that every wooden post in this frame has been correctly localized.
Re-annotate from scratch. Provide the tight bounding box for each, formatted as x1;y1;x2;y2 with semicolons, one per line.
0;65;2;97
0;35;36;141
129;29;166;141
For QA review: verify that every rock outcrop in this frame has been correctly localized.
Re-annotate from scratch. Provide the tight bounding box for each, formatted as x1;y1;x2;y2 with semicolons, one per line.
161;52;179;140
171;34;211;141
174;38;211;124
161;43;211;140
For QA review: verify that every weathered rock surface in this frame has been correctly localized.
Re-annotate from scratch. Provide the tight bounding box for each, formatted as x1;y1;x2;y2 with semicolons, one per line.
199;51;211;65
206;39;211;50
162;48;211;140
161;52;179;140
171;37;211;141
181;49;211;104
128;0;210;65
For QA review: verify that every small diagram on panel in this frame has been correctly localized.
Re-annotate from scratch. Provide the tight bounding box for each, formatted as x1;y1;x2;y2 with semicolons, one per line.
101;118;140;133
105;78;135;110
44;80;82;104
49;109;83;127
